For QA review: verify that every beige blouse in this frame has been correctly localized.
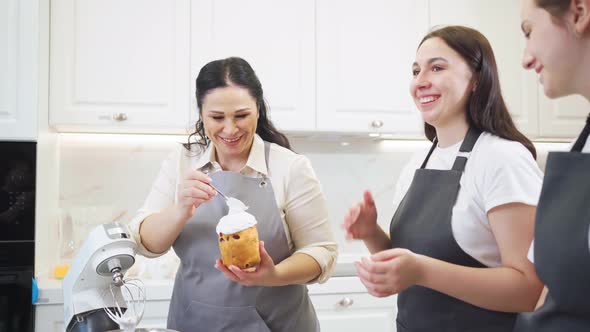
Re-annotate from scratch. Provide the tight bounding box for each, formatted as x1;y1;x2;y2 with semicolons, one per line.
128;135;338;283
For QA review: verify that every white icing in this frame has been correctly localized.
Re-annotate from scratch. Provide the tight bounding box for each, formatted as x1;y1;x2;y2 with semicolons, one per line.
226;197;247;211
215;197;257;234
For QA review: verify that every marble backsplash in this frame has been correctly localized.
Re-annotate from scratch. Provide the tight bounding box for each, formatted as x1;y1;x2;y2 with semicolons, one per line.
41;133;430;278
38;133;565;280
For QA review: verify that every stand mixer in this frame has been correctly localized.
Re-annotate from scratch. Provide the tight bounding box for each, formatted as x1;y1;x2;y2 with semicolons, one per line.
62;222;146;332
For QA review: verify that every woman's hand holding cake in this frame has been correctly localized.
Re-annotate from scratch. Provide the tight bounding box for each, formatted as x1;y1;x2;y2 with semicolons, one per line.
215;241;279;287
213;197;282;286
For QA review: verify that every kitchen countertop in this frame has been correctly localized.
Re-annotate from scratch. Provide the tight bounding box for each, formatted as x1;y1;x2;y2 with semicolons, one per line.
36;251;362;305
35;274;370;306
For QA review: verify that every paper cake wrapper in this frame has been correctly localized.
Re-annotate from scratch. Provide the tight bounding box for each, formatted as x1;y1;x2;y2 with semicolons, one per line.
218;224;261;271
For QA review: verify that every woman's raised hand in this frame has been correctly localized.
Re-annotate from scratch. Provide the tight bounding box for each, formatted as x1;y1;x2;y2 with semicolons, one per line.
342;190;379;240
175;170;217;220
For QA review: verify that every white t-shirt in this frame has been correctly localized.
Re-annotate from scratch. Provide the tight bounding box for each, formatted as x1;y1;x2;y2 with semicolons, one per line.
392;132;543;267
527;135;590;262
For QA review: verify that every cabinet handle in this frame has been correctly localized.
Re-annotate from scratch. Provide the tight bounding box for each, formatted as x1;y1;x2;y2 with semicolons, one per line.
113;113;128;121
370;120;384;128
337;297;354;308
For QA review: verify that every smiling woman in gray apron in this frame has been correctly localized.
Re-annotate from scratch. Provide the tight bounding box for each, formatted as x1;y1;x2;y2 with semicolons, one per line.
343;26;544;332
128;57;337;332
514;0;590;330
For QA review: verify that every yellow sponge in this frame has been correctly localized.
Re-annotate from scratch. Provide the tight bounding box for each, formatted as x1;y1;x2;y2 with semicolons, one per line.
53;265;70;279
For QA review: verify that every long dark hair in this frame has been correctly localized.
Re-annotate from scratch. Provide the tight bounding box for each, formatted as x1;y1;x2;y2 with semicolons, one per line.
536;0;570;18
419;26;537;159
185;57;291;151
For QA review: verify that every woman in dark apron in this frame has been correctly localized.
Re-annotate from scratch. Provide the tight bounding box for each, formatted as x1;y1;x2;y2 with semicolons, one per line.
514;0;590;331
343;26;544;332
129;57;337;331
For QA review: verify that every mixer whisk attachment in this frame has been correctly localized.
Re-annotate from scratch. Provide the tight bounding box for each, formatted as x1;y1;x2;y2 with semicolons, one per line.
103;277;146;332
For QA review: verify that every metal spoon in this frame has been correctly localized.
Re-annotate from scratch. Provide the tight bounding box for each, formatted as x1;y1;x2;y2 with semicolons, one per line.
209;183;229;202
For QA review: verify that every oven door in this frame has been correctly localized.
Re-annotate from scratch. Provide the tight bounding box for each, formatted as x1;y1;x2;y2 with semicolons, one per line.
0;268;34;332
0;141;36;242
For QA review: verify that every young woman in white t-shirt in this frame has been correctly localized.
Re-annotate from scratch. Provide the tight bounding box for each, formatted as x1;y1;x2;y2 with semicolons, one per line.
514;0;590;330
343;26;544;332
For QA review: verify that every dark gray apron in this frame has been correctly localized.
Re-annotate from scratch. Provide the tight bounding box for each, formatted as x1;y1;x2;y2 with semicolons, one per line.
514;114;590;332
167;142;319;332
390;128;517;332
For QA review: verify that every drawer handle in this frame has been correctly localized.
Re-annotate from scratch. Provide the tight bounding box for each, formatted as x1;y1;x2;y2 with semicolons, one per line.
337;297;354;308
113;113;128;121
370;120;384;128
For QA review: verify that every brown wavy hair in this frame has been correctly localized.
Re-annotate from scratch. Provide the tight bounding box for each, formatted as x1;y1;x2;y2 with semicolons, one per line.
419;26;537;159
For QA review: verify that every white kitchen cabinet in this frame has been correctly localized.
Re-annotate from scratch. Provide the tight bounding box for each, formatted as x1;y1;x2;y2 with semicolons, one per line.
538;93;588;138
429;0;540;138
49;0;191;134
46;1;588;138
36;295;395;332
309;277;397;332
35;276;397;332
316;0;428;136
312;293;397;332
0;0;38;141
190;0;316;131
35;299;170;332
34;278;171;332
34;302;64;332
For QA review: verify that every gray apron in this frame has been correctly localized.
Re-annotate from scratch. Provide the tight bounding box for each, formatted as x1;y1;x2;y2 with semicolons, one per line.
390;128;517;332
167;142;319;332
514;114;590;332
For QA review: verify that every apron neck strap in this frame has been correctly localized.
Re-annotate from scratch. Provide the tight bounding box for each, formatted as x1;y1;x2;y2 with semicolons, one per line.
420;138;439;169
420;127;482;171
264;141;271;170
571;113;590;152
451;127;482;172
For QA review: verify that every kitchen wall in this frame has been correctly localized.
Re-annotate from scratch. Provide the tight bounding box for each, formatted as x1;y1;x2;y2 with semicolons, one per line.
35;131;567;281
37;132;432;279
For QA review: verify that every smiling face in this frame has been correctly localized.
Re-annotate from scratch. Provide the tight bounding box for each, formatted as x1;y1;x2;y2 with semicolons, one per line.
201;85;259;169
410;37;475;129
520;0;585;98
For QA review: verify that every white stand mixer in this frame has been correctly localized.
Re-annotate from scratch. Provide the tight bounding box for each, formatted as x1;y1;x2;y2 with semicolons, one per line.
62;222;145;332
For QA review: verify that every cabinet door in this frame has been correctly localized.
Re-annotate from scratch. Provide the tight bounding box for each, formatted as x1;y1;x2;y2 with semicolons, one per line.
49;0;191;133
538;94;588;139
136;299;170;329
0;0;38;141
312;293;397;332
316;0;429;136
35;304;64;332
429;0;539;138
190;0;315;131
35;301;170;331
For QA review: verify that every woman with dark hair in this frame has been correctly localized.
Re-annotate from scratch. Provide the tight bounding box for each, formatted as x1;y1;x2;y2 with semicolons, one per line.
189;57;291;151
514;0;590;330
129;57;337;331
343;26;544;331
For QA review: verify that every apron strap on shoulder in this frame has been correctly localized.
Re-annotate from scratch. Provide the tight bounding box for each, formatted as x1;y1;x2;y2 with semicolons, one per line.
451;156;468;172
264;141;271;169
571;113;590;152
420;138;438;169
451;127;482;172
